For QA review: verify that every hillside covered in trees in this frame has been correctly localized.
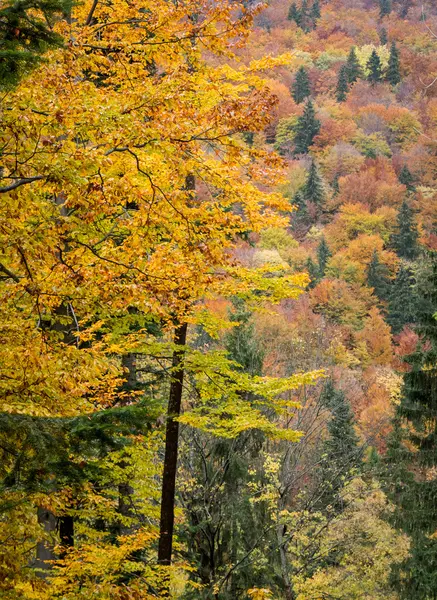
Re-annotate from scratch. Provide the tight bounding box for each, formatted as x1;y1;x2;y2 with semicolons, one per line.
0;0;437;598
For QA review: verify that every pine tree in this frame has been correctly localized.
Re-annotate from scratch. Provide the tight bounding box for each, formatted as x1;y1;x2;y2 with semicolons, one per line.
0;0;69;88
386;41;401;85
399;0;412;19
310;0;321;21
293;188;307;213
391;200;419;260
387;264;417;334
367;249;390;303
379;27;388;45
225;298;264;377
304;160;325;208
367;49;383;84
346;46;362;83
379;0;392;18
398;165;416;192
317;237;331;278
294;99;321;154
288;2;300;23
300;0;310;31
385;254;437;598
292;66;311;104
317;380;362;509
306;257;319;288
336;65;349;102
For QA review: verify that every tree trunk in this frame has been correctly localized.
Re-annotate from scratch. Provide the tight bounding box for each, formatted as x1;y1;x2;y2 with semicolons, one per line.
158;323;188;568
59;515;74;557
34;508;57;575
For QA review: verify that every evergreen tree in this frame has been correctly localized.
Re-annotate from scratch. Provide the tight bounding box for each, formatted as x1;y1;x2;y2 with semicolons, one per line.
310;0;321;21
317;237;331;278
367;249;390;303
303;159;325;207
379;27;388;45
386;41;401;85
288;2;300;23
336;64;349;102
306;256;319;288
300;0;310;30
346;46;362;83
391;200;419;260
0;0;69;88
385;254;437;598
379;0;392;18
398;0;412;19
225;298;264;377
367;49;383;84
292;66;311;104
294;99;321;154
387;264;417;334
317;380;362;509
293;188;307;213
398;165;416;192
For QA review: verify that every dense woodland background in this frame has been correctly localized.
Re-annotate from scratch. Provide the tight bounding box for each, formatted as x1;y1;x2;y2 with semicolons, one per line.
1;0;437;598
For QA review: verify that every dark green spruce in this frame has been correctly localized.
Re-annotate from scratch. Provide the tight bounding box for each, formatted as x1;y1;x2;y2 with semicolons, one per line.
367;49;383;84
294;99;321;154
346;46;362;83
292;66;311;104
336;64;349;102
391;200;419;261
0;0;69;88
385;254;437;599
386;41;401;85
317;237;331;278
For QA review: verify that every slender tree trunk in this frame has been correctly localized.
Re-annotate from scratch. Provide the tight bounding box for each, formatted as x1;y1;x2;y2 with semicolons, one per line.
116;353;137;536
59;515;74;557
277;521;295;600
34;508;57;574
158;323;188;567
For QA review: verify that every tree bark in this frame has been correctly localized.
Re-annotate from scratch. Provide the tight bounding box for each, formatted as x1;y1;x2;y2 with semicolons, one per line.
158;323;188;567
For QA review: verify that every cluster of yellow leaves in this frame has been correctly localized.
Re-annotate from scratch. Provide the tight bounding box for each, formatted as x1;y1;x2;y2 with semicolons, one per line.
0;0;309;417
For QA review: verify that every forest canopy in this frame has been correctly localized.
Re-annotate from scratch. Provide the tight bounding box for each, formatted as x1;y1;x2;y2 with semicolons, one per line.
1;0;437;598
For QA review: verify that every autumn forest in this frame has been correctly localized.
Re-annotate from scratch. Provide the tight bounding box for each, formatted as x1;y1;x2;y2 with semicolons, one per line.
1;0;437;598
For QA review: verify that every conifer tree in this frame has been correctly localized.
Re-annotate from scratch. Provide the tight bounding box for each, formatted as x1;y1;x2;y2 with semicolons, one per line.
346;46;362;83
225;298;264;377
367;249;390;303
294;99;321;154
310;0;321;21
322;380;360;469
303;159;325;207
367;49;383;84
336;65;349;102
306;257;319;288
288;2;300;23
293;189;306;213
385;254;437;598
379;27;388;45
391;200;419;260
399;0;412;19
387;264;417;334
317;380;362;509
0;0;69;88
398;165;416;192
317;237;331;278
300;0;309;30
379;0;392;18
386;41;401;85
292;66;311;104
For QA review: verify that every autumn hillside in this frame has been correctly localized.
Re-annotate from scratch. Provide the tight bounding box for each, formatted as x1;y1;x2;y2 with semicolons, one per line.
0;0;437;598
